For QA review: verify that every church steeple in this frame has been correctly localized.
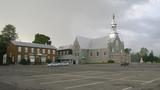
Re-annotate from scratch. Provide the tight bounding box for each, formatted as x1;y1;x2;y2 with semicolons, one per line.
109;14;118;39
111;14;117;33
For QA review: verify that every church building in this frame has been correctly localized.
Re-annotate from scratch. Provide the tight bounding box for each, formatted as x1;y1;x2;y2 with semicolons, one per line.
72;14;130;64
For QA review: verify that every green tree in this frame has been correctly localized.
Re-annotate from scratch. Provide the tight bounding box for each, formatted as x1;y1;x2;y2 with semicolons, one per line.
32;33;51;45
149;50;154;63
124;48;132;54
139;47;149;57
1;24;18;41
0;24;18;64
131;52;141;62
139;47;149;62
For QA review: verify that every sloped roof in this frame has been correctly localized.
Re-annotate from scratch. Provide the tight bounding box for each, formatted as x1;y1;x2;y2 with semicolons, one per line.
77;36;92;49
11;41;56;49
76;36;110;49
90;36;109;49
58;44;73;50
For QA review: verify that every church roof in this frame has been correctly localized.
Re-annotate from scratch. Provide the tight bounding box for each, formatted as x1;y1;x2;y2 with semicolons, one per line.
76;36;110;49
77;36;91;49
58;44;73;50
11;41;56;49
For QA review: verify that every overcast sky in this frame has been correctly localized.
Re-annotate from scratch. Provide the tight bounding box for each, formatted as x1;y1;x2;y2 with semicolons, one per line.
0;0;160;54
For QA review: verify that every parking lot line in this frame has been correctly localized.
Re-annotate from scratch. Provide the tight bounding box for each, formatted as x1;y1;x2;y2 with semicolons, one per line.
121;79;146;83
141;77;160;85
122;87;132;90
40;77;91;85
64;81;105;89
111;76;132;81
30;73;69;78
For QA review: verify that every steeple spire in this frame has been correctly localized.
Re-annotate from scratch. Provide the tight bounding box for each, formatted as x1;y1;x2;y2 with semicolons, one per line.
111;13;117;33
109;14;118;39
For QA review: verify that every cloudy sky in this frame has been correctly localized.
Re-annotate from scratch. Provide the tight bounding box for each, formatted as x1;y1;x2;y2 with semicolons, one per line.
0;0;160;54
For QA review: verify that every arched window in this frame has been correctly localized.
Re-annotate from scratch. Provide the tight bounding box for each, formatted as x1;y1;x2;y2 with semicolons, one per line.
97;52;99;56
90;52;92;56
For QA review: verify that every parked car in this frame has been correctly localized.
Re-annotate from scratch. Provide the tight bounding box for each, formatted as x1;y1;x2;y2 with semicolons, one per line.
47;62;69;67
121;62;129;66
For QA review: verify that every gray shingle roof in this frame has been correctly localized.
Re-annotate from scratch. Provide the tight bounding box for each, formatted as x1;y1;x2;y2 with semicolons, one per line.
11;41;56;49
76;36;110;49
58;44;73;50
77;36;91;49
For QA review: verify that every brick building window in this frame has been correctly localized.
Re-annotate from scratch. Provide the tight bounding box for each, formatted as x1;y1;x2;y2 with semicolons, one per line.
52;50;55;54
48;56;50;59
25;47;28;53
48;50;50;54
42;49;45;53
31;48;34;53
37;48;40;54
65;51;67;55
18;47;21;52
18;55;21;62
24;55;28;60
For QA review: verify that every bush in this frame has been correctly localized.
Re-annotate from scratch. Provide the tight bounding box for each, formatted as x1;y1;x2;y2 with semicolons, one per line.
107;60;115;63
47;59;52;64
20;59;29;65
6;57;13;65
55;59;61;63
27;59;30;65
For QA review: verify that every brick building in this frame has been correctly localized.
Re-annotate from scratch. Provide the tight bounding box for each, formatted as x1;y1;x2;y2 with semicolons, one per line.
7;41;56;64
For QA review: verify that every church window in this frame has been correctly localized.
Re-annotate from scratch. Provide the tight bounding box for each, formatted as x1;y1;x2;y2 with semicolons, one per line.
112;48;114;53
90;52;92;56
104;52;106;55
116;40;119;46
97;52;99;56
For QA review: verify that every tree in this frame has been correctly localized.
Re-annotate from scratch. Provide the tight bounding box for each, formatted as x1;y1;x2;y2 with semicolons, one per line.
0;24;18;64
149;50;154;63
139;47;149;62
131;52;141;62
124;48;132;54
139;47;149;57
1;24;18;42
32;33;51;45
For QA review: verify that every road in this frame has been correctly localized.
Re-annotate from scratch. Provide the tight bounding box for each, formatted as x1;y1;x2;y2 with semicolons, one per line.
0;64;160;90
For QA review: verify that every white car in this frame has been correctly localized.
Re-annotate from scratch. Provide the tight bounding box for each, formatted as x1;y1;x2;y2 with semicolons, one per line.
47;62;69;67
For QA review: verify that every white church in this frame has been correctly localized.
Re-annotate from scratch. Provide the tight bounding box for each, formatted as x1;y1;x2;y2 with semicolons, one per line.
57;14;131;64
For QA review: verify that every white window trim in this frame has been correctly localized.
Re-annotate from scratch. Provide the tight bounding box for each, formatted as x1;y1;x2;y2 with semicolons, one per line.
18;47;21;52
31;48;34;53
42;49;45;53
48;50;50;54
25;47;28;53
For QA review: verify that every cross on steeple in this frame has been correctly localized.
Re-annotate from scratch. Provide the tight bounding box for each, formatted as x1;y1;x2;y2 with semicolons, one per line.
111;13;117;33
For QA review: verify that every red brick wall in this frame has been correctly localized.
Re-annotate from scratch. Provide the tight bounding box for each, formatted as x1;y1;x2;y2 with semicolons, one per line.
7;42;56;64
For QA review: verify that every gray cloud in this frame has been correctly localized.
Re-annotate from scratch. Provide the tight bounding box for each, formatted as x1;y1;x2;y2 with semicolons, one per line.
0;0;160;54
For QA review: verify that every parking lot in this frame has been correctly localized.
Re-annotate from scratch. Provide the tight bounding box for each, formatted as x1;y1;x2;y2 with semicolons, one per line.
0;64;160;90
